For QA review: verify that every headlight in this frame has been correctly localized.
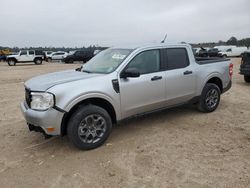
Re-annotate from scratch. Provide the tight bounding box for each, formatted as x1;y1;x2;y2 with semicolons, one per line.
30;92;54;111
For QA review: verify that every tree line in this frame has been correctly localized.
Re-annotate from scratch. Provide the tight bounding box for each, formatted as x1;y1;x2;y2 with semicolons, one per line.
192;37;250;48
1;37;250;52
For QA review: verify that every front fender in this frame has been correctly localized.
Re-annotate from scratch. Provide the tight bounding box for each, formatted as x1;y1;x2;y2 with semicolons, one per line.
62;92;121;120
6;57;17;61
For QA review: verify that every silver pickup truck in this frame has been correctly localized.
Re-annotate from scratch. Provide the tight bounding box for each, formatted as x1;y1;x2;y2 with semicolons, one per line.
21;43;233;150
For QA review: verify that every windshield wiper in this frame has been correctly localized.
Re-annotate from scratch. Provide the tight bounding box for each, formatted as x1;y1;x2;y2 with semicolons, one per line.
75;67;82;72
75;67;92;73
82;70;93;73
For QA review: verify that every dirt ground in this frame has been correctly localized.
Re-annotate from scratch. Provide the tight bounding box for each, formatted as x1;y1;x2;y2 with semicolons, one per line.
0;59;250;188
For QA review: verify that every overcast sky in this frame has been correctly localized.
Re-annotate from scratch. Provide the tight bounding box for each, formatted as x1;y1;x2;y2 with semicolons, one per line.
0;0;250;47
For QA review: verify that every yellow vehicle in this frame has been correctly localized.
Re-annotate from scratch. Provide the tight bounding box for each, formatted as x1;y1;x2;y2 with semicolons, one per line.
0;49;11;55
0;49;11;61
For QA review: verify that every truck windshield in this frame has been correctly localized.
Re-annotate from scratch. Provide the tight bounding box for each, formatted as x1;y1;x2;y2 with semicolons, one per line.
82;48;133;74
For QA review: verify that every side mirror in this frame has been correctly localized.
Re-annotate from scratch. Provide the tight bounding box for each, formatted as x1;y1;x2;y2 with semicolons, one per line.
120;68;140;78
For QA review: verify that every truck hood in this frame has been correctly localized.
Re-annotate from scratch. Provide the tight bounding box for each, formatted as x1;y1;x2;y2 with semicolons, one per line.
25;70;101;91
7;54;18;58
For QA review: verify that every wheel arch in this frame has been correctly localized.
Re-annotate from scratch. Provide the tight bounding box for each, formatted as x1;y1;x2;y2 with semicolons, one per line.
7;57;17;62
205;76;223;93
61;97;117;136
34;57;43;61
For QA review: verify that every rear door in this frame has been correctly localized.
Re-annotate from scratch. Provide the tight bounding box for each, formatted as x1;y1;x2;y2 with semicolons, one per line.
27;51;35;61
119;49;166;118
163;48;196;106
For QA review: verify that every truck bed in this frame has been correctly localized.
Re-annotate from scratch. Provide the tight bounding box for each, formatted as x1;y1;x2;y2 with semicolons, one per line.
196;57;229;65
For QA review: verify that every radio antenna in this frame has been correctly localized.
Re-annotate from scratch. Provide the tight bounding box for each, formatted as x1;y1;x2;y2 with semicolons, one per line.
161;33;168;43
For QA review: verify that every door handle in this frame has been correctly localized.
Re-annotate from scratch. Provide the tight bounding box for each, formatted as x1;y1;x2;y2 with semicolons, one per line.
151;76;162;81
183;70;193;75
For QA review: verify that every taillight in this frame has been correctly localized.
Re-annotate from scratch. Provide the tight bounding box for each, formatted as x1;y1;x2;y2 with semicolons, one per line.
229;63;233;79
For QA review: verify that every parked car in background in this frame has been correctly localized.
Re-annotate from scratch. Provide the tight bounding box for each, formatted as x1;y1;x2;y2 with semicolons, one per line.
192;48;201;56
0;49;11;61
207;48;219;57
94;49;101;55
214;45;236;52
219;47;248;57
196;47;209;57
21;43;233;150
48;51;68;62
198;48;219;57
64;50;94;63
0;55;7;61
43;51;53;61
240;51;250;83
6;50;43;66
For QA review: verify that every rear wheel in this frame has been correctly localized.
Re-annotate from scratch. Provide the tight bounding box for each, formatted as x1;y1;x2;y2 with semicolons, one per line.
34;58;42;65
197;83;221;112
67;105;112;150
7;59;16;66
222;54;227;58
244;76;250;83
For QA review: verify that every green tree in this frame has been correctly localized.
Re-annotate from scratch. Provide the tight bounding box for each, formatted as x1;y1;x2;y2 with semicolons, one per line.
226;36;238;45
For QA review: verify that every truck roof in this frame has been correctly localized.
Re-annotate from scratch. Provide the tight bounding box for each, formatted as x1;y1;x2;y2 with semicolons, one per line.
112;42;191;50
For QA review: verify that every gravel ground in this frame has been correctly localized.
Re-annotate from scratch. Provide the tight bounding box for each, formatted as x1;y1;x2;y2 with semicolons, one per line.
0;59;250;188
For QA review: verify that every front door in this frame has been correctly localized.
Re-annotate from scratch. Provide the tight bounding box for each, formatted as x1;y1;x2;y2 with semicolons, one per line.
119;49;166;119
19;51;28;61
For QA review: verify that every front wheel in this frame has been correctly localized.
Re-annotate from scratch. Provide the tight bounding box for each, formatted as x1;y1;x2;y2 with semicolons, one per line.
47;58;52;62
7;59;16;66
244;76;250;83
197;83;221;112
67;105;112;150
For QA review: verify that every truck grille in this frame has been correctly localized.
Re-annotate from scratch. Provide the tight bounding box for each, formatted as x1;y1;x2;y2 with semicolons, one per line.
25;88;31;107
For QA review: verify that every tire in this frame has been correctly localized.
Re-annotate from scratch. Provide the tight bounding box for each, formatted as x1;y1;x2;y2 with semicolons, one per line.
47;58;52;62
222;54;227;58
66;59;73;64
67;105;112;150
34;58;42;65
7;59;16;66
244;76;250;83
197;83;221;113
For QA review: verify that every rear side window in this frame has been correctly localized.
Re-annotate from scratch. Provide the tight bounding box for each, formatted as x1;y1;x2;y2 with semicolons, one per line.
166;48;189;70
29;51;34;55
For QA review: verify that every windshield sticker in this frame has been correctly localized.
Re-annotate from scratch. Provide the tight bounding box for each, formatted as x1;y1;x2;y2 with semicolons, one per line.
112;54;126;60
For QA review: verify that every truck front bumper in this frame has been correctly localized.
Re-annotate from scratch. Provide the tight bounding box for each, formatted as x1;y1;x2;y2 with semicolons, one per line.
20;101;65;136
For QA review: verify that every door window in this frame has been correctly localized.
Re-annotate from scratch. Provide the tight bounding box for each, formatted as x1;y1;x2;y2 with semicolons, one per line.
165;48;189;70
20;51;27;56
126;50;160;74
